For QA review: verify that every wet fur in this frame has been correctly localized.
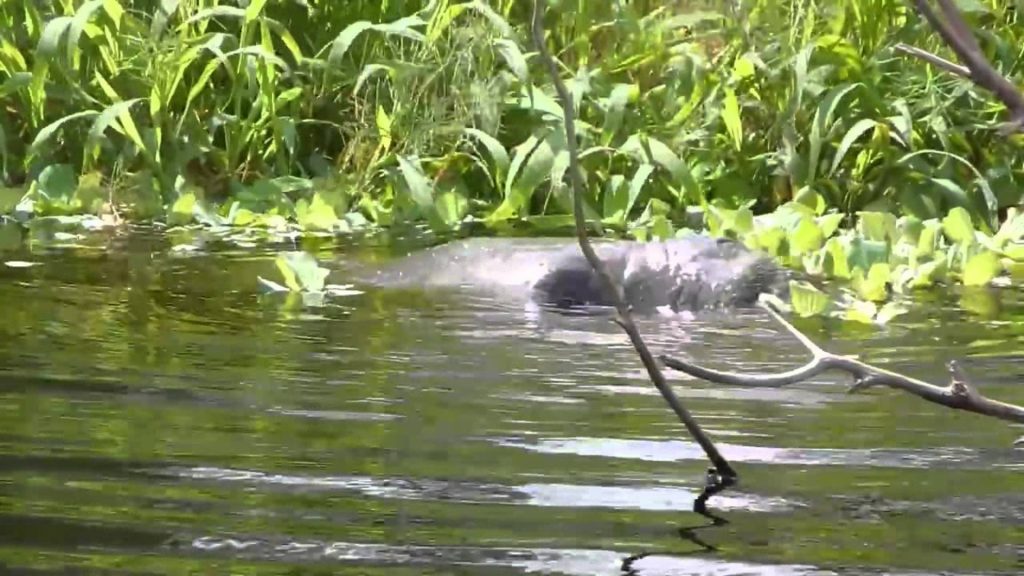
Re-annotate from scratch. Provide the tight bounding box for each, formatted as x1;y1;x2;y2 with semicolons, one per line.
365;236;791;314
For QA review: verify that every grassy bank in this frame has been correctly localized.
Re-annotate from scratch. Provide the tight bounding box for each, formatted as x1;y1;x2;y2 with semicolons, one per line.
2;0;1023;317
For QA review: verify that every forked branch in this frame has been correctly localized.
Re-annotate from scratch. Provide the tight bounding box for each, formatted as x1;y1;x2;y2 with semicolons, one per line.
902;0;1024;131
529;0;738;508
661;300;1024;445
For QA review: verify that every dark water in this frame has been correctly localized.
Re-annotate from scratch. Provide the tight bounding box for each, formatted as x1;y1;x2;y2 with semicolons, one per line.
0;223;1022;575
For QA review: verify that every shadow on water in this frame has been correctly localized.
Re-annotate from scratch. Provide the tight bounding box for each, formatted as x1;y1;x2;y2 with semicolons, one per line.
0;224;1022;575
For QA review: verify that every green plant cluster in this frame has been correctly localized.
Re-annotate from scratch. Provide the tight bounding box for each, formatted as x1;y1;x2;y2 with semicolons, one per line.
2;0;1024;313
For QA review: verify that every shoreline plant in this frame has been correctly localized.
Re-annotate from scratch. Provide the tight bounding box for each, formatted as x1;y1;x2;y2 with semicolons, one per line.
2;0;1023;320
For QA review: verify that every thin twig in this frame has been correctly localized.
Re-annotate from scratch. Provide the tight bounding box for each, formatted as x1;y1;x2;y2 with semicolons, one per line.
893;42;970;79
660;301;1024;438
529;0;738;505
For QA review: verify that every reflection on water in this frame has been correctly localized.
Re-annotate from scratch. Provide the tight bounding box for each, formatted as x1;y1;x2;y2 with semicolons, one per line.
0;225;1022;575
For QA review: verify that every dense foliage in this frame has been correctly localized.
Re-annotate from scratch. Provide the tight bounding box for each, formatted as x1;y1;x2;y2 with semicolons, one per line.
2;0;1024;318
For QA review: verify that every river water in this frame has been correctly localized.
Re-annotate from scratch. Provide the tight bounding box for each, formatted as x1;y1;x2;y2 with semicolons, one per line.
0;223;1021;575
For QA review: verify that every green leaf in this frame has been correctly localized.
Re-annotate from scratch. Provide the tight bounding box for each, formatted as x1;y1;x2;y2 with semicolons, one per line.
823;237;851;279
847;237;889;271
942;206;976;245
1005;242;1024;261
909;259;947;288
30;110;100;154
601;83;638;144
464;128;509;181
434;188;468;227
276;251;328;292
0;187;27;214
35;164;77;205
874;302;909;325
87;98;143;149
396;155;435;211
243;0;269;22
790;217;824;255
962;251;1001;286
623;163;654;220
857;211;896;242
829;118;876;177
296;193;339;230
817;213;845;239
722;88;742;150
790;280;829;317
852;263;890;302
169;192;196;226
494;38;528;82
844;299;878;324
327;21;374;63
67;0;106;65
808;83;860;183
275;254;302;292
36;16;73;59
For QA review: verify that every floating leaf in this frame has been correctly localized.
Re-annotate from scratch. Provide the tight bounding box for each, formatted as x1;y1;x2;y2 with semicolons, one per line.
857;211;896;242
296;193;339;230
789;280;829;317
844;299;878;324
962;250;1001;286
1005;242;1024;261
874;302;909;325
169;192;196;226
275;251;328;293
817;212;845;239
790;217;824;255
822;237;850;279
908;259;947;288
941;206;976;245
852;263;890;302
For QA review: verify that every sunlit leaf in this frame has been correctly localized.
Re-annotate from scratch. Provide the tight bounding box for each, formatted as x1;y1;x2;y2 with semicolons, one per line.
789;280;829;317
844;299;878;324
942;206;976;244
852;263;889;302
790;217;824;255
277;251;328;292
169;192;196;226
823;237;851;279
962;250;1002;286
296;193;339;230
857;211;896;242
722;88;742;150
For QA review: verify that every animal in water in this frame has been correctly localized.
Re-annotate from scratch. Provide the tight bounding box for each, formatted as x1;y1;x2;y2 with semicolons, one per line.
359;235;791;314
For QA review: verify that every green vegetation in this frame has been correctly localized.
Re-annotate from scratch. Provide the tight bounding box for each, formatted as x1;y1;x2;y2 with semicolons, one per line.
2;0;1023;317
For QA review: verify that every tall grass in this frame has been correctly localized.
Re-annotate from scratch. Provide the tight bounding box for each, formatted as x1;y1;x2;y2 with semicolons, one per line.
0;0;1021;238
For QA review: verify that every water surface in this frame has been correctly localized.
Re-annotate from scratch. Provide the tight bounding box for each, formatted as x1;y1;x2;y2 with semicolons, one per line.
0;224;1021;575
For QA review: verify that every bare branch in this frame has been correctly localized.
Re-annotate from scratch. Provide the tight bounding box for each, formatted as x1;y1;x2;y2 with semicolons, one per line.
893;42;970;79
907;0;1024;131
661;301;1024;440
529;0;739;507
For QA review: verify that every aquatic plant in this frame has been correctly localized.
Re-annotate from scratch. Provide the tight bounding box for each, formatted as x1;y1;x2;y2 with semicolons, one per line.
1;0;1023;313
